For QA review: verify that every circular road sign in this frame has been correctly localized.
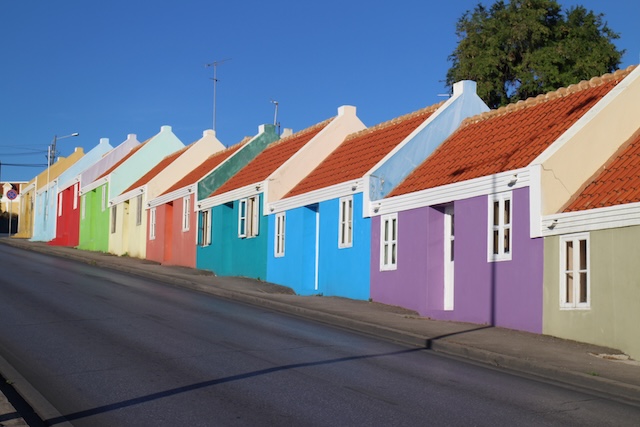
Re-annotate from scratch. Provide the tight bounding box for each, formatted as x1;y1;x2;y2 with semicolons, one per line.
6;189;18;200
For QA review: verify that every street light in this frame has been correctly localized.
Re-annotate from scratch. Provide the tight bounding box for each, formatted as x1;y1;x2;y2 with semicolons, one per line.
48;132;79;167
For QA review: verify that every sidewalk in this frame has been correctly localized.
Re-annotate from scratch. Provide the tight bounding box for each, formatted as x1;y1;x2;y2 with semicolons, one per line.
1;237;639;415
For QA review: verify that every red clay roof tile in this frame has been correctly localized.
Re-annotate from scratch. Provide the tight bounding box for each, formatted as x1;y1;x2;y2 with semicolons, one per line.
563;129;640;212
161;140;247;196
388;68;634;198
122;144;190;193
285;103;443;198
96;140;149;180
210;118;333;197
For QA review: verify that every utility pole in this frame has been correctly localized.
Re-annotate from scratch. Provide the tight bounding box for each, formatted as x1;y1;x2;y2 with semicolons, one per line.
205;58;231;132
271;99;280;135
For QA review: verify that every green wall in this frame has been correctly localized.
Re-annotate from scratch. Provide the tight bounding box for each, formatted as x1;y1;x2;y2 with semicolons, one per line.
78;183;111;252
544;226;640;359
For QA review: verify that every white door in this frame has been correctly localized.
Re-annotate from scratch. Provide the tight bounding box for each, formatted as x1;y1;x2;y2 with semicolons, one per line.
443;204;454;311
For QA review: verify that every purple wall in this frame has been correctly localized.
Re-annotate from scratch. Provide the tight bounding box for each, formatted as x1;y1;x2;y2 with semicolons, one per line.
370;187;543;333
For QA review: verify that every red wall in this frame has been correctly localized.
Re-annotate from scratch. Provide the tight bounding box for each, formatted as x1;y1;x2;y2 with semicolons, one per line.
49;183;80;247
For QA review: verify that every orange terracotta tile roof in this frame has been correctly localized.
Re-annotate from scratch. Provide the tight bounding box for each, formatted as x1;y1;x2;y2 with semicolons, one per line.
563;129;640;212
161;139;248;195
96;140;149;180
285;103;443;198
389;67;634;198
122;144;190;193
210;118;333;197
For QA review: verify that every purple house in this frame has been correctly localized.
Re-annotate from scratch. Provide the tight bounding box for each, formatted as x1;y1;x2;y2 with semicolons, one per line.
368;67;638;334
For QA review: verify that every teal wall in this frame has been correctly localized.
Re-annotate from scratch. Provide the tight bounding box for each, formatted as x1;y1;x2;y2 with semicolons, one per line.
197;194;268;279
78;183;110;252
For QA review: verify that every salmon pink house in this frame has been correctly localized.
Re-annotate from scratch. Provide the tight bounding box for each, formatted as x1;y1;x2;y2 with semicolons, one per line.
369;66;640;334
147;124;279;267
266;81;488;300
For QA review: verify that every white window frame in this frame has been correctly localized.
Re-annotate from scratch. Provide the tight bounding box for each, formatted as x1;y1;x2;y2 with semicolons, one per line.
149;207;156;240
136;194;143;226
559;233;590;310
488;191;513;262
182;195;190;232
58;192;63;217
238;195;259;238
101;185;107;212
110;205;117;234
380;213;398;271
81;194;86;220
274;212;285;257
73;183;78;210
338;196;353;248
199;209;212;246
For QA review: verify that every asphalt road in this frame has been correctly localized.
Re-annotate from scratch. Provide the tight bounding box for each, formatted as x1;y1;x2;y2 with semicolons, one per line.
0;244;639;426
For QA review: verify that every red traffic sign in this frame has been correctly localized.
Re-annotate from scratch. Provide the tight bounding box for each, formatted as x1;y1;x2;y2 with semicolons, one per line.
6;189;18;200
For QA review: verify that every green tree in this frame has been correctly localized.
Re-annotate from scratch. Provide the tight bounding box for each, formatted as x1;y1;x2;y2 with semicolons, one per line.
446;0;624;108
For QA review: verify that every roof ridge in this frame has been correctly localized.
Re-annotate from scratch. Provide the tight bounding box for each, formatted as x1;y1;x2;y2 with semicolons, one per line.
344;101;446;141
461;65;637;127
264;117;334;149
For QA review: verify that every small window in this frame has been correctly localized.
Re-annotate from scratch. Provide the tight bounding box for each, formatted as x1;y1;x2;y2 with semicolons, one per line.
110;205;117;234
560;233;590;309
182;196;190;231
238;195;259;238
136;194;143;226
274;212;285;257
81;194;86;220
149;207;156;240
73;183;79;210
199;209;212;246
380;213;398;271
488;192;512;262
339;196;353;248
58;192;63;217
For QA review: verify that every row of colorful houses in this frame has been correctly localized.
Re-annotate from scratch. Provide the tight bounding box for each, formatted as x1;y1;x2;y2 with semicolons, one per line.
12;65;640;360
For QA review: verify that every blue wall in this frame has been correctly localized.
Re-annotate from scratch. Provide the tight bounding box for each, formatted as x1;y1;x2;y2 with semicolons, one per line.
267;193;371;299
196;194;268;280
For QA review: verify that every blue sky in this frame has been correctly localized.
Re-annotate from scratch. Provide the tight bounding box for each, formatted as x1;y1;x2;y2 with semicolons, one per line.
1;0;638;181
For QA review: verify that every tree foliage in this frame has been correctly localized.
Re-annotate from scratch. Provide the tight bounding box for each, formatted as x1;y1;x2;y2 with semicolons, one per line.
446;0;624;108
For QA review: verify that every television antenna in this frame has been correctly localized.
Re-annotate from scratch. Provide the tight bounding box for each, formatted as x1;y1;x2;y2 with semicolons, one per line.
270;99;282;135
205;57;232;132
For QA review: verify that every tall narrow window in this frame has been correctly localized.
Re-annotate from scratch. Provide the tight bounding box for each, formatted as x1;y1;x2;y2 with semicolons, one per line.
73;183;79;210
136;194;143;226
111;205;117;234
339;196;353;248
274;212;285;257
149;207;156;240
199;209;212;246
488;192;512;261
58;193;63;217
81;194;86;220
182;196;190;231
560;233;590;309
101;185;107;212
380;213;398;271
238;195;259;238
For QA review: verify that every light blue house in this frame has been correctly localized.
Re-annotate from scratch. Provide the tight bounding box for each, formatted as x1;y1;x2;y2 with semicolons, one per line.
196;106;365;279
266;81;488;299
31;138;113;242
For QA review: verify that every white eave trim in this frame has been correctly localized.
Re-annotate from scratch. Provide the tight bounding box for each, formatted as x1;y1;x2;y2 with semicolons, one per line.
542;202;640;236
111;185;147;206
36;179;58;196
197;182;263;211
267;180;363;214
58;175;81;193
81;176;109;195
148;184;195;209
370;167;530;217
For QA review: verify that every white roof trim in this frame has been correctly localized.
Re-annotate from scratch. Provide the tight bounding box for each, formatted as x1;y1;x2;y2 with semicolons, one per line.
197;183;262;211
81;176;109;195
370;167;530;217
542;201;640;236
267;180;363;214
111;185;146;206
148;184;195;209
